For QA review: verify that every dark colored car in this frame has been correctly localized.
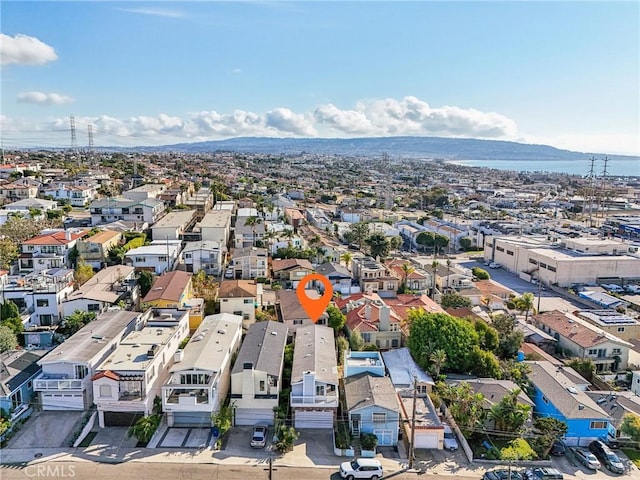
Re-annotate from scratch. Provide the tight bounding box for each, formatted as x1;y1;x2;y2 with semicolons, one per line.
524;468;563;480
550;441;566;456
589;440;624;474
483;469;524;480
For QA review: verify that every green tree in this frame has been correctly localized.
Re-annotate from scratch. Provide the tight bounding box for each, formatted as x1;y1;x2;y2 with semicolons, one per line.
0;238;18;269
566;358;596;382
63;310;96;335
0;301;20;321
516;292;536;322
274;425;299;454
469;346;502;378
533;417;568;456
212;402;234;439
244;216;263;247
437;382;486;437
127;414;161;445
74;261;95;289
472;267;490;280
336;336;349;365
620;414;640;442
488;388;531;434
459;237;472;251
138;271;155;297
408;311;479;373
0;325;18;353
339;252;353;271
389;235;403;252
349;222;370;250
365;232;390;260
0;301;23;342
429;349;447;378
474;321;499;352
492;314;524;359
326;305;345;332
349;330;364;351
440;292;472;309
399;262;415;293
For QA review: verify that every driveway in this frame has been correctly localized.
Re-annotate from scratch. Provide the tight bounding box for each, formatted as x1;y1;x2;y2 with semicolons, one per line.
88;426;138;449
8;411;84;448
155;427;213;448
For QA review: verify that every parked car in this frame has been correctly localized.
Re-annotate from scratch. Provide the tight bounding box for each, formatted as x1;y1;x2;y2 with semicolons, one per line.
250;423;268;448
550;441;565;456
489;262;501;269
524;467;563;480
589;440;624;474
443;424;459;451
339;458;383;480
224;268;234;279
484;469;524;480
572;448;601;470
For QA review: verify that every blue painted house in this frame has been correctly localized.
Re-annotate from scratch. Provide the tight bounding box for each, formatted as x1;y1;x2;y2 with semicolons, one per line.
344;373;399;446
344;351;386;378
0;350;46;440
527;361;612;446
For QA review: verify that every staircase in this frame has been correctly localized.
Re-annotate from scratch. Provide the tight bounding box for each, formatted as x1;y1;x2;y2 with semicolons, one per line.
351;434;362;457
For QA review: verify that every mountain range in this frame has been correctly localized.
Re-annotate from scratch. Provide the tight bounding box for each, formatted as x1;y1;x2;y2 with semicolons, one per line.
126;136;638;162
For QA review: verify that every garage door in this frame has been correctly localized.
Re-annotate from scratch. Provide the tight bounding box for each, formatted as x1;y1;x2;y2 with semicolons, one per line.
173;412;212;427
104;411;143;427
373;429;395;446
234;408;273;426
41;393;84;410
415;433;439;449
294;410;334;429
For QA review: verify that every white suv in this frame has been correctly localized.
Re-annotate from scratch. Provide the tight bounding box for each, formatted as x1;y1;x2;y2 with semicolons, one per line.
339;458;383;480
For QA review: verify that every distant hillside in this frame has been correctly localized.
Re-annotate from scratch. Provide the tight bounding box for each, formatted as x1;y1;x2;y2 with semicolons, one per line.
129;136;638;162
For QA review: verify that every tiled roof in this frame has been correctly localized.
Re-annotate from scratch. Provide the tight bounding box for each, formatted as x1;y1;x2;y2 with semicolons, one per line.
534;310;629;349
22;230;86;246
218;279;257;298
143;270;192;303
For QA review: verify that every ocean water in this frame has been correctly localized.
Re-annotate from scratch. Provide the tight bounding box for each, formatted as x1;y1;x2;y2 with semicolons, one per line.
446;159;640;176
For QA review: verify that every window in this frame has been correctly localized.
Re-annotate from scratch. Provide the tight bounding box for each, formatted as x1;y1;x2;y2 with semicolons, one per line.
75;365;88;379
539;262;547;269
316;385;325;396
243;299;253;304
547;266;556;272
36;299;49;307
99;385;111;398
542;395;549;404
590;421;607;430
612;348;621;355
616;327;625;332
507;250;514;256
372;413;386;423
529;259;538;265
27;381;33;389
587;349;597;356
293;319;303;325
259;380;265;391
39;314;52;325
496;246;504;252
11;390;23;409
243;314;249;320
88;303;100;312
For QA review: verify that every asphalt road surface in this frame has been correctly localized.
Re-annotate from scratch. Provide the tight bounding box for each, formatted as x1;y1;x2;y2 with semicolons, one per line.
0;462;481;480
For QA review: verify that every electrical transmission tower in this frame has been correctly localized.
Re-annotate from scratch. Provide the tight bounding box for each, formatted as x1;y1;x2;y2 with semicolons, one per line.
70;115;79;165
598;156;610;217
87;124;94;165
586;157;597;227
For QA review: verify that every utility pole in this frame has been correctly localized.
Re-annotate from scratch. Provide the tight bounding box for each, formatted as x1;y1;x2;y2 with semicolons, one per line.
586;157;597;227
408;375;418;469
264;455;277;480
599;157;610;218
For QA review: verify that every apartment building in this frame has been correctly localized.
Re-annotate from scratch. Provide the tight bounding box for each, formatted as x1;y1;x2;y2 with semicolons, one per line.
76;230;122;269
19;230;86;274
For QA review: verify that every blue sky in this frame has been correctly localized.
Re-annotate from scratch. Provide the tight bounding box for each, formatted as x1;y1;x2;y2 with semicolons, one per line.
1;0;639;154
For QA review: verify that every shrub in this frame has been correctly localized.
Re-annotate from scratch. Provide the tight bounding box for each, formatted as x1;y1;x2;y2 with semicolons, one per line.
360;432;378;451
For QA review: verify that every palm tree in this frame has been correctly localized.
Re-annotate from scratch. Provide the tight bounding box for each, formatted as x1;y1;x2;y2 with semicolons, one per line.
263;230;277;255
400;262;415;292
281;228;295;247
446;259;452;290
517;292;536;323
429;349;447;378
340;252;353;271
244;216;262;247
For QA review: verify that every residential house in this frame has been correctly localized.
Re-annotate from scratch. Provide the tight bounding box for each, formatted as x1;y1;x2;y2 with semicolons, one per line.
76;230;123;269
3;198;57;217
183;188;214;220
162;313;243;427
632;371;640;396
2;268;75;327
218;280;261;328
234;215;265;249
290;325;339;429
574;310;640;342
34;310;144;410
271;258;314;289
578;291;629;310
41;183;96;207
585;390;640;444
142;270;203;330
182;241;225;275
338;293;402;350
151;209;197;242
0;182;39;203
386;259;432;293
421;262;473;292
284;208;305;231
527;360;612;446
276;290;328;334
384;294;446;341
0;350;46;435
228;247;268;280
343;351;386;378
19;229;86;274
62;266;138;318
92;308;190;427
534;310;632;372
381;347;435;393
343;373;400;446
351;257;399;298
230;321;288;425
89;197;166;227
315;262;354;296
473;280;517;311
305;208;331;230
124;240;181;274
198;210;232;246
122;183;167;201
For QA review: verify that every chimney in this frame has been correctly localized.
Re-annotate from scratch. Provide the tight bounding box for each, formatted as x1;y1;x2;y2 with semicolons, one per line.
379;305;391;332
364;302;372;320
65;230;72;241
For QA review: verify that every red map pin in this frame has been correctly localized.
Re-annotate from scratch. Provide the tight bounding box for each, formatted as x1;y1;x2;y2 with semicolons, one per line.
296;273;333;323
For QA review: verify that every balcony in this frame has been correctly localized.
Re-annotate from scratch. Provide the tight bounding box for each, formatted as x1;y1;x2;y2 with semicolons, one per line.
34;375;83;391
290;394;339;407
165;389;210;405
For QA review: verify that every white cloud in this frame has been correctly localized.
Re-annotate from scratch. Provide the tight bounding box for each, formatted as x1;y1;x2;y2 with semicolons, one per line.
1;96;530;148
231;68;242;74
0;33;58;66
117;8;185;19
17;91;74;106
